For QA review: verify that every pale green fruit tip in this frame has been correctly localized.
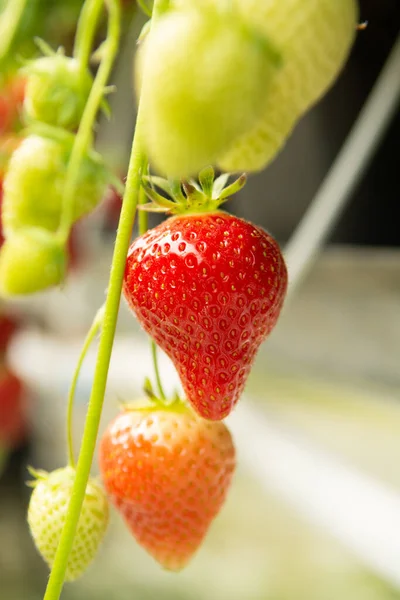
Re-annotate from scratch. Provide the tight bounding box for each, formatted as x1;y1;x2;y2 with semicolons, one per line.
0;228;67;296
22;55;93;130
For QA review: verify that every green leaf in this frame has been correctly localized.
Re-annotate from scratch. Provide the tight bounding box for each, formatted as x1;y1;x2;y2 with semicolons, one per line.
198;165;215;196
217;173;247;203
212;173;230;198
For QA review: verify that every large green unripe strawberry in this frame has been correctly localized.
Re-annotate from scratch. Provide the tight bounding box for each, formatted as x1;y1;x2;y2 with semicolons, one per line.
27;466;109;581
23;55;93;130
99;403;235;571
0;228;66;296
137;6;281;178
174;0;358;172
2;134;108;234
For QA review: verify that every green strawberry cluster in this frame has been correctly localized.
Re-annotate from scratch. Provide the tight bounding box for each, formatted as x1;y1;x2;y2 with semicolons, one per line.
0;46;110;296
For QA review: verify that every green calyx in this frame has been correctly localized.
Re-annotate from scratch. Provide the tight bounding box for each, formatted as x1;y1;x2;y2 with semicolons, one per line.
141;166;247;215
21;40;94;131
120;378;188;414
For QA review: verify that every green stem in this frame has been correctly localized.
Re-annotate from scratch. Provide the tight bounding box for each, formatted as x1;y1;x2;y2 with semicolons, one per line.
66;306;105;468
151;340;166;400
57;0;120;244
42;1;167;597
137;0;152;17
73;0;104;71
0;0;28;63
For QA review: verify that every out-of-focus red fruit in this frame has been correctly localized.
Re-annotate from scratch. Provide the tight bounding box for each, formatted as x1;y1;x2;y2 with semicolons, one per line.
0;367;27;448
0;78;25;135
0;313;18;353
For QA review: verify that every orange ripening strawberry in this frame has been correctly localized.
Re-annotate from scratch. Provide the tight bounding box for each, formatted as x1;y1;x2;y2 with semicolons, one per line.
124;207;287;420
99;402;236;571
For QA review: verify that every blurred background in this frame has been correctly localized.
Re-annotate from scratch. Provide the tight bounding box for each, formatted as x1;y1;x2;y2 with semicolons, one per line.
0;0;400;599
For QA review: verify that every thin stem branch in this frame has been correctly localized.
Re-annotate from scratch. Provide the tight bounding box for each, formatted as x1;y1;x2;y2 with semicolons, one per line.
66;306;104;468
42;1;167;597
137;0;152;17
73;0;104;71
58;0;120;244
151;340;166;400
0;0;28;64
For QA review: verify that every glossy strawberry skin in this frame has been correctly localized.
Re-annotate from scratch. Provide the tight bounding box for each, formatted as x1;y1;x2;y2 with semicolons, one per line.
123;212;287;420
99;407;235;571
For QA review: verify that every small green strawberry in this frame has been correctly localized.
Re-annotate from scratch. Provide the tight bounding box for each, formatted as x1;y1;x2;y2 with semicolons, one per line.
137;6;281;177
27;466;109;581
0;228;66;296
23;54;93;130
2;134;108;234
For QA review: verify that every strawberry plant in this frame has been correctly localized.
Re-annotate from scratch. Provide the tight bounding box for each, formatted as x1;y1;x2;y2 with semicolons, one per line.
0;0;359;597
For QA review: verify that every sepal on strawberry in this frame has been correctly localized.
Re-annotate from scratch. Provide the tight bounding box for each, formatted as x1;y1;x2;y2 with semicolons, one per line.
0;228;66;296
27;466;109;581
140;165;246;215
22;42;93;130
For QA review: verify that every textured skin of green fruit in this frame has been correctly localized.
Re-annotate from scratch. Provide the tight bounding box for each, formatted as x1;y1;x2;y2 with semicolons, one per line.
0;228;66;295
174;0;358;172
27;467;109;581
2;135;108;234
24;56;93;130
138;7;281;177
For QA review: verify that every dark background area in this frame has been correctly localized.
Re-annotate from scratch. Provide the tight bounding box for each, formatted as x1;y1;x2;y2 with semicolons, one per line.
235;0;400;246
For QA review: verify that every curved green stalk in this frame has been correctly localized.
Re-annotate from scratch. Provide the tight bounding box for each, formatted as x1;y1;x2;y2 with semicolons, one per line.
151;339;166;400
0;0;28;64
57;0;120;244
66;306;104;468
42;1;167;598
73;0;105;72
137;0;152;17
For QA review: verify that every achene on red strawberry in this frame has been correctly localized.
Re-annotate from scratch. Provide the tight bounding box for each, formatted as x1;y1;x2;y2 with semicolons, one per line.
123;171;287;420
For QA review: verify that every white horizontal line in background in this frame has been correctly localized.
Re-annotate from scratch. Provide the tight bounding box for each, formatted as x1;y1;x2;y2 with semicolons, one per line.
230;400;400;590
284;34;400;300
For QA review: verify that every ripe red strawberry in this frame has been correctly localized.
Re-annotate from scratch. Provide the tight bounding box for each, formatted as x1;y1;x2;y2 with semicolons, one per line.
0;367;27;448
123;210;287;420
99;403;235;570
